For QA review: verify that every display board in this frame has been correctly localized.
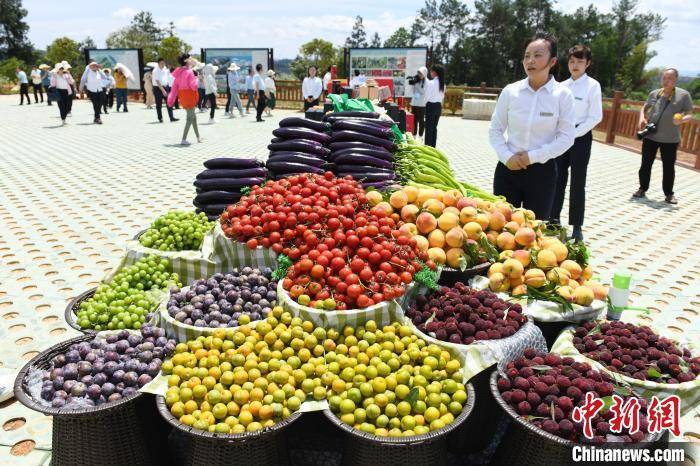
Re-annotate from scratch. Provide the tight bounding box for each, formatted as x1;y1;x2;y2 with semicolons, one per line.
85;48;144;90
348;47;428;98
201;48;273;93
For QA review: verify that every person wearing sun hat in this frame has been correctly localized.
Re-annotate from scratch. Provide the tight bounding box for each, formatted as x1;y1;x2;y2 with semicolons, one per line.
50;62;74;125
80;61;107;124
39;64;53;105
59;61;76;116
226;62;244;118
101;68;115;113
202;63;219;123
264;69;276;117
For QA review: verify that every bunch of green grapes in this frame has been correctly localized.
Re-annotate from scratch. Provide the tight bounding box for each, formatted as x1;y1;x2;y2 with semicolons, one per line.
140;211;213;251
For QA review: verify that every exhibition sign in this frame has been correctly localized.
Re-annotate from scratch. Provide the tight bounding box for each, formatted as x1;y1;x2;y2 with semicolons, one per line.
348;47;428;98
85;48;144;90
201;48;273;93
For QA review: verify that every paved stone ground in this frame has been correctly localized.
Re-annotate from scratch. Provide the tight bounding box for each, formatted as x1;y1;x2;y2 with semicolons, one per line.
0;95;698;462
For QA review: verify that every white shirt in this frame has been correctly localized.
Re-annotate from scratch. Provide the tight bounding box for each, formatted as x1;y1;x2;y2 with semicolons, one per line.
152;66;169;87
30;70;42;84
302;76;323;99
323;72;331;90
253;73;265;91
265;77;276;92
561;73;603;138
349;75;366;87
54;73;72;90
424;78;444;103
85;70;103;92
489;76;575;165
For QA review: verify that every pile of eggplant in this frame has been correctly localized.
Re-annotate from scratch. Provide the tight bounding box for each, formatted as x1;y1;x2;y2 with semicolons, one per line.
324;112;398;189
266;117;332;179
193;158;267;220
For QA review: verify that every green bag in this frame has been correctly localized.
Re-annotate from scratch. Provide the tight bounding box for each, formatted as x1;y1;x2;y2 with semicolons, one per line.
328;93;374;112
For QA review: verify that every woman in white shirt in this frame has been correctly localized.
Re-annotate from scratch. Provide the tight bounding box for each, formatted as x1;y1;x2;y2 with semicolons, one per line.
551;45;602;242
50;63;74;125
409;66;428;140
264;69;276;117
424;65;445;147
489;33;576;220
302;66;323;111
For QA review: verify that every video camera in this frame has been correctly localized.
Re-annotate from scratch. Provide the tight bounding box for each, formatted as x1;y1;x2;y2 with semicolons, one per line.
636;123;657;140
407;74;421;85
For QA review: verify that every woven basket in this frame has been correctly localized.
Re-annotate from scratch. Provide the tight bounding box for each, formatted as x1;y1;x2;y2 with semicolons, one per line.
156;394;302;466
488;371;668;466
14;335;154;466
324;382;476;466
64;288;97;333
437;262;491;287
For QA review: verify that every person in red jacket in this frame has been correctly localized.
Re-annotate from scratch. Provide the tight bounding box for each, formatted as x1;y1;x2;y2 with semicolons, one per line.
168;54;202;145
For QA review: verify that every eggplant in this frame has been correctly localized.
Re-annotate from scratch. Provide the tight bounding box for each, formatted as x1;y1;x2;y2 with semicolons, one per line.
271;172;309;180
335;165;394;175
362;180;399;189
266;160;325;175
194;190;243;204
331;153;393;169
272;126;331;144
330;147;393;162
267;151;326;167
196;167;267;180
270;137;283;143
323;116;393;127
332;120;394;138
279;117;330;132
322;111;379;121
203;158;262;169
336;171;395;182
267;139;330;156
329;141;392;155
194;203;229;215
330;131;395;151
193;177;265;190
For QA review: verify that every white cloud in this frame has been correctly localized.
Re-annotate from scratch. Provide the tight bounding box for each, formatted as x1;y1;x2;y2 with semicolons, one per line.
173;16;225;33
112;7;137;19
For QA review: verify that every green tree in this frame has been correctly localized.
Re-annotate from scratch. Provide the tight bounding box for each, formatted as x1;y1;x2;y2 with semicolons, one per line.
384;27;413;48
157;36;192;66
290;38;338;80
345;16;368;48
469;0;513;86
0;0;34;63
370;32;381;47
0;56;25;82
106;10;165;62
616;41;656;93
45;37;81;69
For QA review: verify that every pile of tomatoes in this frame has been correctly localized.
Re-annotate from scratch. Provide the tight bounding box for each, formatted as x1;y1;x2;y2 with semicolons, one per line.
221;173;435;310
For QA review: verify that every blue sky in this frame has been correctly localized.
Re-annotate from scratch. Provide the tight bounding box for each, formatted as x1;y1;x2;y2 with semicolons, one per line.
22;0;700;75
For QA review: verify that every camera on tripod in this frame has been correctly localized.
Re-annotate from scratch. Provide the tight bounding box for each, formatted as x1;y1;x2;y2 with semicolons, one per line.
636;122;657;140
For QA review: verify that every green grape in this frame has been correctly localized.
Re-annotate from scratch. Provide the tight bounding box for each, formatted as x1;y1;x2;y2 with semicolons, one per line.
138;210;213;251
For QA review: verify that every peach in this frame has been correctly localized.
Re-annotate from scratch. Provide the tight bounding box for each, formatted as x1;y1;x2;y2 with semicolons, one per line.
445;227;465;248
512;249;531;267
536;249;558;269
402;186;419;203
398;223;418;237
560;260;582;280
488;272;509;292
476;199;492;211
389;190;408;209
486;230;499;245
511;284;527;296
488;211;506;232
459;206;478;225
514;227;536;247
401;204;420;223
373;201;393;216
366;190;383;206
556;286;574;302
581;265;593;281
586;282;608;300
502;259;524;279
510;276;524;288
573;286;594;306
423;199;445;216
463;222;483;241
446;247;466;269
456;197;478;210
416;212;438;235
442;189;461;207
568;279;579;289
499;250;513;261
496;232;516;250
416;189;435;206
428;229;446;248
414;235;429;252
524;268;546;288
488;262;504;278
511;210;527;225
546;241;568;262
427;247;446;265
504;221;520;234
495;202;512;221
437;212;459;231
546;267;570;286
443;206;460;217
476;213;490;231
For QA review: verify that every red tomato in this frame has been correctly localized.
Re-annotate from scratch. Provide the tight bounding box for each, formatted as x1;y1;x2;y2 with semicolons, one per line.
310;265;325;279
359;267;373;282
347;284;362;299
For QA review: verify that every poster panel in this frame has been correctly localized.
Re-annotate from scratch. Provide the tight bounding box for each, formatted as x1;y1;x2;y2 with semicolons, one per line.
348;47;428;98
202;48;271;93
86;48;143;90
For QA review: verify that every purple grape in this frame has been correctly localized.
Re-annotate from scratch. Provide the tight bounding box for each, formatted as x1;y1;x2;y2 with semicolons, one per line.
101;383;116;397
137;374;152;387
87;384;101;400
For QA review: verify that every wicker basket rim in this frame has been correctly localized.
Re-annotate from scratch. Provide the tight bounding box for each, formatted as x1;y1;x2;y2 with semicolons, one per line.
13;334;144;417
323;381;476;445
64;287;98;334
155;394;302;441
488;371;664;446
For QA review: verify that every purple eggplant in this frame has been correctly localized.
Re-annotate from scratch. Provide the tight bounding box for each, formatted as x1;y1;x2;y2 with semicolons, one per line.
203;158;262;169
267;152;326;167
336;171;396;182
279;117;330;132
267;139;330;156
323;116;393;127
195;203;229;216
196;167;267;180
335;165;394;175
194;191;242;204
272;127;331;144
330;130;395;151
362;180;400;189
193;177;265;191
266;160;325;175
332;120;394;138
331;153;393;169
270;137;283;143
323;111;379;121
330;147;393;162
329;141;392;154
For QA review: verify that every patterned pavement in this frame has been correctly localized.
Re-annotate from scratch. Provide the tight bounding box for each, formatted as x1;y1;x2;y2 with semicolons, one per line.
0;94;698;462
